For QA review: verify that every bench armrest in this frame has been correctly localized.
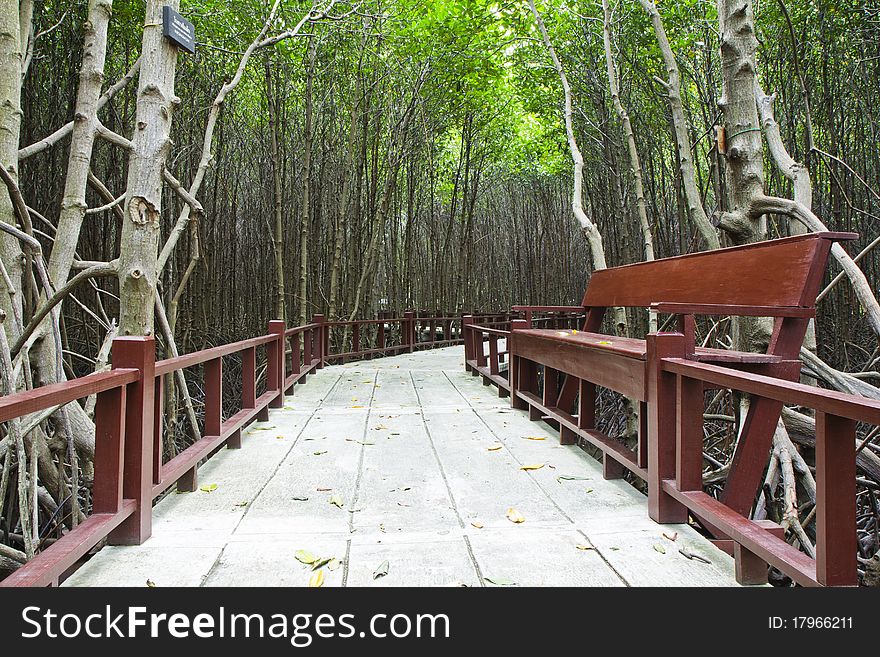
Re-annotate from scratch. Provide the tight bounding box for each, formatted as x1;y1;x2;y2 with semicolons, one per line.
650;302;815;318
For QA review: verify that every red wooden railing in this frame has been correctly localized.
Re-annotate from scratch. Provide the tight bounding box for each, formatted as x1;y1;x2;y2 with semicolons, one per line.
468;311;877;587
462;307;585;395
0;310;480;587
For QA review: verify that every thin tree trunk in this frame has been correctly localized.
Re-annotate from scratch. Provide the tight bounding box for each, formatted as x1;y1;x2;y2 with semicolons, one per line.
117;0;179;336
298;38;316;326
265;56;285;320
639;0;720;250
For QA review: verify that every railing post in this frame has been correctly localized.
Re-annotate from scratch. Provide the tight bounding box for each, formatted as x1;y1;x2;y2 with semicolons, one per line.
352;322;361;358
462;315;474;371
646;331;688;524
378;314;386;352
108;336;155;546
509;318;531;411
404;311;415;353
815;412;858;586
312;314;325;368
268;319;285;408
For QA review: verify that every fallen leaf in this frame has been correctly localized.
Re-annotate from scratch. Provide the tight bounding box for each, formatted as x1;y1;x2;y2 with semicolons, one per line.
309;570;325;587
397;501;411;507
597;340;613;345
234;502;248;507
250;425;276;431
316;487;332;492
329;494;344;508
576;544;594;551
556;474;590;482
351;405;364;409
678;549;711;564
470;521;484;529
487;444;503;451
506;508;525;524
146;579;156;588
522;436;546;441
662;532;678;542
199;483;218;493
327;558;342;572
520;463;545;471
484;577;515;586
295;550;319;565
373;561;390;579
312;557;333;570
291;496;309;502
653;544;667;554
585;488;594;493
313;451;327;456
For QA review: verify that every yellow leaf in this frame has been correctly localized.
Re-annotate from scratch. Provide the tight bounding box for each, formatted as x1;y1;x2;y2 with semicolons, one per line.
471;521;484;529
576;544;594;551
520;463;545;471
572;330;578;335
487;444;503;451
506;508;525;524
597;340;613;346
522;436;546;441
329;494;344;508
199;483;218;493
309;569;325;587
351;405;364;409
295;550;319;565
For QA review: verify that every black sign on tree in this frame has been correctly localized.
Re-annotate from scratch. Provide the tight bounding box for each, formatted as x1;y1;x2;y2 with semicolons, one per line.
162;5;196;54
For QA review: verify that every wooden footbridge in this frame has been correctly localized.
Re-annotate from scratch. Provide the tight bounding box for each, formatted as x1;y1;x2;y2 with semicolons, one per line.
1;233;876;587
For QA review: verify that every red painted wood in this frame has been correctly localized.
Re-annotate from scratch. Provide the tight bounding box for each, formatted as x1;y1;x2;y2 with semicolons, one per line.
242;346;256;409
92;386;126;514
646;332;688;523
663;484;818;586
583;233;853;308
815;412;858;586
205;357;222;436
0;369;138;423
0;504;135;587
662;358;880;424
268;320;285;408
152;375;163;486
676;375;704;492
653;302;815;318
108;336;155;546
154;333;276;376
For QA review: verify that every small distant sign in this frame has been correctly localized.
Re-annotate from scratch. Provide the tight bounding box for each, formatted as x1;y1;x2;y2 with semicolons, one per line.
162;6;195;54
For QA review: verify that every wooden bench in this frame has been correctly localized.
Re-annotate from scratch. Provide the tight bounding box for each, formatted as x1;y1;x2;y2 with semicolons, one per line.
510;231;857;517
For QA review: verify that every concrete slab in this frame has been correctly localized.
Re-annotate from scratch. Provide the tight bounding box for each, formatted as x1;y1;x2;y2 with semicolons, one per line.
64;345;742;588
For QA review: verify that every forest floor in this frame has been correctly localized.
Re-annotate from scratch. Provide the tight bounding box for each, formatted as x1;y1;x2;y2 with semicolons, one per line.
63;346;742;587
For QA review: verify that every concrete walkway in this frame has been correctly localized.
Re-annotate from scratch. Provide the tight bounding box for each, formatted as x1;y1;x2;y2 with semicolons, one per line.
65;346;740;587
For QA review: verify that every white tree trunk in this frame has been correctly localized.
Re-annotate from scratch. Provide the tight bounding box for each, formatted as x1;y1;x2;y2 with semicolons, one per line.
117;0;179;336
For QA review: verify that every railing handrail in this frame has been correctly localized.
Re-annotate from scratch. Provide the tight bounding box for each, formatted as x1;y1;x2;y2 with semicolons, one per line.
663;357;880;425
154;333;277;376
0;368;139;423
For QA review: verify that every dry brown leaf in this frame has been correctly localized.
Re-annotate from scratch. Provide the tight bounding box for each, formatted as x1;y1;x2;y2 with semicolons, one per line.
487;444;503;451
470;521;484;529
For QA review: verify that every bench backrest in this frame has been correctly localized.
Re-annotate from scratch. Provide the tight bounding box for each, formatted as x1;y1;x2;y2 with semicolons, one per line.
582;232;856;311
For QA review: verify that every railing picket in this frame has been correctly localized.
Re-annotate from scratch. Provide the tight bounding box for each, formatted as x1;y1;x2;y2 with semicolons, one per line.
92;386;126;514
268;320;285;408
816;412;858;586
